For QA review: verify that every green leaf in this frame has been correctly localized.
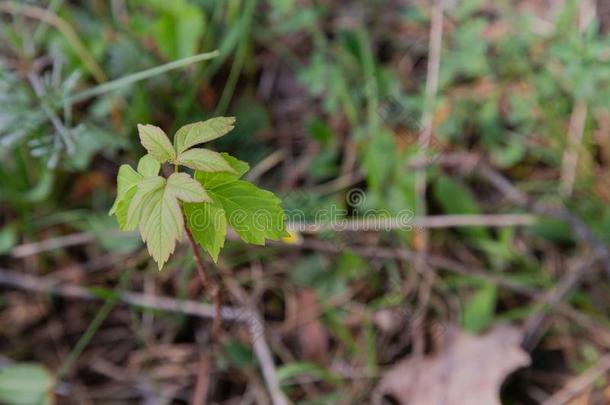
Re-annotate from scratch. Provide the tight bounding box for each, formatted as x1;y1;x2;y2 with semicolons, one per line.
112;187;138;231
223;339;255;368
124;173;211;269
195;153;250;189
462;283;497;333
221;152;250;177
126;176;166;231
166;172;211;202
276;361;342;386
137;154;161;177
176;148;237;173
196;172;288;245
137;124;176;163
109;164;143;230
184;198;227;262
148;0;205;60
173;117;235;154
433;176;490;239
179;154;249;261
110;119;284;269
109;165;142;214
139;185;184;270
0;363;53;405
0;224;17;255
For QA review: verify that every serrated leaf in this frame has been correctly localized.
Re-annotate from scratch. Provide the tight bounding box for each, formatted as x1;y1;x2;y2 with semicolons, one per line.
137;154;161;177
166;172;211;202
184;199;227;262
202;177;288;245
221;152;249;177
109;164;143;230
195;153;250;189
139;186;184;270
126;176;166;230
173;117;235;154
137;124;176;163
111;119;284;269
176;148;237;173
113;186;139;231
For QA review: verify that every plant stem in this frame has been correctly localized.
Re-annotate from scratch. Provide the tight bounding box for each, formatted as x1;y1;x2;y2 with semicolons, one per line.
182;208;223;339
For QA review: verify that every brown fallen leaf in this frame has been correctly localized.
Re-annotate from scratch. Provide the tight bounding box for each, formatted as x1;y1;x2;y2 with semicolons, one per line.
378;324;530;405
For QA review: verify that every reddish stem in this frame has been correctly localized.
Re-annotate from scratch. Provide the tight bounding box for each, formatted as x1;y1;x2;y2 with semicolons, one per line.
182;209;223;339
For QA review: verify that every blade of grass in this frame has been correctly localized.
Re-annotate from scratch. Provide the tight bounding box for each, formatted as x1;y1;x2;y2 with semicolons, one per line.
173;1;257;127
358;29;380;133
67;50;220;104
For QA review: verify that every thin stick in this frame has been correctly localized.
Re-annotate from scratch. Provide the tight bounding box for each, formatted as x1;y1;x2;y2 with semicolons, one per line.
12;232;90;258
245;150;285;182
411;0;444;358
0;266;240;320
414;0;444;249
247;313;289;405
12;231;128;258
11;213;535;259
288;214;536;233
559;100;587;196
220;267;288;405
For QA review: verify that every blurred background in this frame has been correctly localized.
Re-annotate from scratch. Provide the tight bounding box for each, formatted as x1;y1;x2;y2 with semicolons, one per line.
2;0;610;403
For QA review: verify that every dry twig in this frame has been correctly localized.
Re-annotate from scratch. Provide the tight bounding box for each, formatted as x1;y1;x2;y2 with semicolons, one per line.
559;100;588;196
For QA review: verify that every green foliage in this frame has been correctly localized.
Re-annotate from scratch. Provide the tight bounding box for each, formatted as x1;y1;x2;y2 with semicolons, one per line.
0;363;53;405
137;124;177;163
174;117;236;154
277;361;342;386
186;151;288;261
184;198;227;262
462;283;497;333
433;176;490;240
110;117;287;268
131;0;206;60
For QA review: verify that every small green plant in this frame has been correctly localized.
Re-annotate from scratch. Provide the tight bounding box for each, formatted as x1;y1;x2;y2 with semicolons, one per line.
110;117;288;269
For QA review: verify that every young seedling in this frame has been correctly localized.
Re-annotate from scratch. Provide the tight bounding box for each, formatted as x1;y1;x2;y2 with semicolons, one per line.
109;117;288;272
